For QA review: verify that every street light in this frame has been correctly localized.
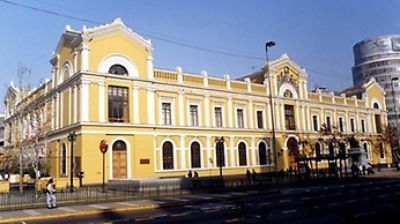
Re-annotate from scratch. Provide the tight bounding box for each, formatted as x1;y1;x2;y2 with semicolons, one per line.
214;137;225;179
391;77;400;146
265;41;277;170
67;131;77;192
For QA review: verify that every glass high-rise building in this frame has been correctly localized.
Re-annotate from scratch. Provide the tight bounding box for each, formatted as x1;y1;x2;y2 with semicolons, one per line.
352;35;400;128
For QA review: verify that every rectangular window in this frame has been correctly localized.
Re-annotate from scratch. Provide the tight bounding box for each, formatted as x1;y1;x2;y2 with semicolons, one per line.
237;109;244;128
361;119;366;133
189;105;199;126
214;107;223;127
312;115;318;131
339;117;344;132
162;103;172;125
257;111;264;129
326;116;331;132
350;118;355;132
284;105;295;130
108;86;129;122
375;114;382;133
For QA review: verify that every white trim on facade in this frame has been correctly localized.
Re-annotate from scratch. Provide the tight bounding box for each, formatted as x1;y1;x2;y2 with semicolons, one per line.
109;137;132;179
98;54;139;77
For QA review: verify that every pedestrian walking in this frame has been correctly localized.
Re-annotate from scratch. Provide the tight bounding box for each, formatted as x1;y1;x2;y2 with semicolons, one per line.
46;178;57;209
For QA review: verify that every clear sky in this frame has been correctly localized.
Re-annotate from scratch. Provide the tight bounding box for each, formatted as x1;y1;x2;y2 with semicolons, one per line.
1;0;400;111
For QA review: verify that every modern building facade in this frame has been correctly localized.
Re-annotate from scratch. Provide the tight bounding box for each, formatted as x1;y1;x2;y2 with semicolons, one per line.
352;35;400;128
4;19;391;187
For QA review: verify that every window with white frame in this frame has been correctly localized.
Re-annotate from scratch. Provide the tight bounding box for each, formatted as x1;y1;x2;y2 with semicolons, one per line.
162;102;172;125
312;115;319;131
189;105;199;127
214;107;223;127
338;117;344;132
361;119;366;133
237;108;244;128
350;118;355;133
257;111;264;129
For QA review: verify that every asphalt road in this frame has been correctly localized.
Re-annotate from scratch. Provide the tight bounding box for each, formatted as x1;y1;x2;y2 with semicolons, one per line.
22;178;400;224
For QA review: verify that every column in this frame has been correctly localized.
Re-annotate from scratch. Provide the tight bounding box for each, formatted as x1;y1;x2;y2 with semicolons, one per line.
228;96;233;128
301;103;306;131
251;137;257;165
295;102;300;131
133;85;139;124
206;136;212;168
147;88;155;125
230;137;235;167
180;135;186;169
267;101;273;130
51;97;55;130
280;102;285;130
345;111;350;133
68;87;72;125
59;91;63;127
179;90;184;126
98;82;105;122
205;94;210;127
248;99;254;129
277;102;283;130
306;105;311;131
73;49;78;74
80;44;89;71
56;93;60;129
80;80;89;122
73;84;78;123
147;56;154;80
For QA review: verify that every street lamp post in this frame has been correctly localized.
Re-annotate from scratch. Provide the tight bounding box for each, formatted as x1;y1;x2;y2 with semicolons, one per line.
214;137;225;179
67;131;77;192
391;77;400;146
265;41;277;170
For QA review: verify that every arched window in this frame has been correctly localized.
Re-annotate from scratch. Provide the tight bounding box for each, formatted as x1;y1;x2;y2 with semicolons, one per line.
259;142;267;165
113;140;127;151
60;144;67;176
216;141;225;167
373;102;379;109
109;64;128;76
190;142;201;168
238;142;247;166
163;141;174;170
315;142;321;157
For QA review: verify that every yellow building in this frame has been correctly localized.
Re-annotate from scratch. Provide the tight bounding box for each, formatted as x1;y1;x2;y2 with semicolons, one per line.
3;19;391;187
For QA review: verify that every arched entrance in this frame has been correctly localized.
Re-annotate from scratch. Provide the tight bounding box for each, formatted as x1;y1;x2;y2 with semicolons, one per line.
112;140;127;179
287;137;299;170
258;142;267;165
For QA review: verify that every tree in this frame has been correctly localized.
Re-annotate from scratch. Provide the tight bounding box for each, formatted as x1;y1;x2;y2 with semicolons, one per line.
4;64;48;193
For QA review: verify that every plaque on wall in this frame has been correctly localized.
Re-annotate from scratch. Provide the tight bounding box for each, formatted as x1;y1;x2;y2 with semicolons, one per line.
140;159;150;164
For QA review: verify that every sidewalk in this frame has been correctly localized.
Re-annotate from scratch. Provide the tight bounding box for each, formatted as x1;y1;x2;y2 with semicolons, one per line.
0;169;398;224
0;190;266;224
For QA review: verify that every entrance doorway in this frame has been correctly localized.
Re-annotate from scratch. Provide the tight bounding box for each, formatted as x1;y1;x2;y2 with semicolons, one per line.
287;137;299;170
112;140;127;179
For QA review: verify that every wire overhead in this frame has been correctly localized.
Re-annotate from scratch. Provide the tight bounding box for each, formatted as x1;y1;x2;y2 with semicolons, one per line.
0;0;348;81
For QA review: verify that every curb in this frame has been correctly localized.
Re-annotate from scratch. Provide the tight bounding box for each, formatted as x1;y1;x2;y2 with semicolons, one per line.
0;203;161;224
0;190;280;223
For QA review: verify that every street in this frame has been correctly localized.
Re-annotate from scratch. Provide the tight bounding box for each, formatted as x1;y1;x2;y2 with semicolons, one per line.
19;178;400;224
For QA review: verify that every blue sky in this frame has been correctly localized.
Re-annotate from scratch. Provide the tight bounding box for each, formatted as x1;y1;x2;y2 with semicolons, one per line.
1;0;400;111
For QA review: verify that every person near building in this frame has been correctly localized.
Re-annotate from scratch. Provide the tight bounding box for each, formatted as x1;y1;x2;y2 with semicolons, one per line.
46;178;57;209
